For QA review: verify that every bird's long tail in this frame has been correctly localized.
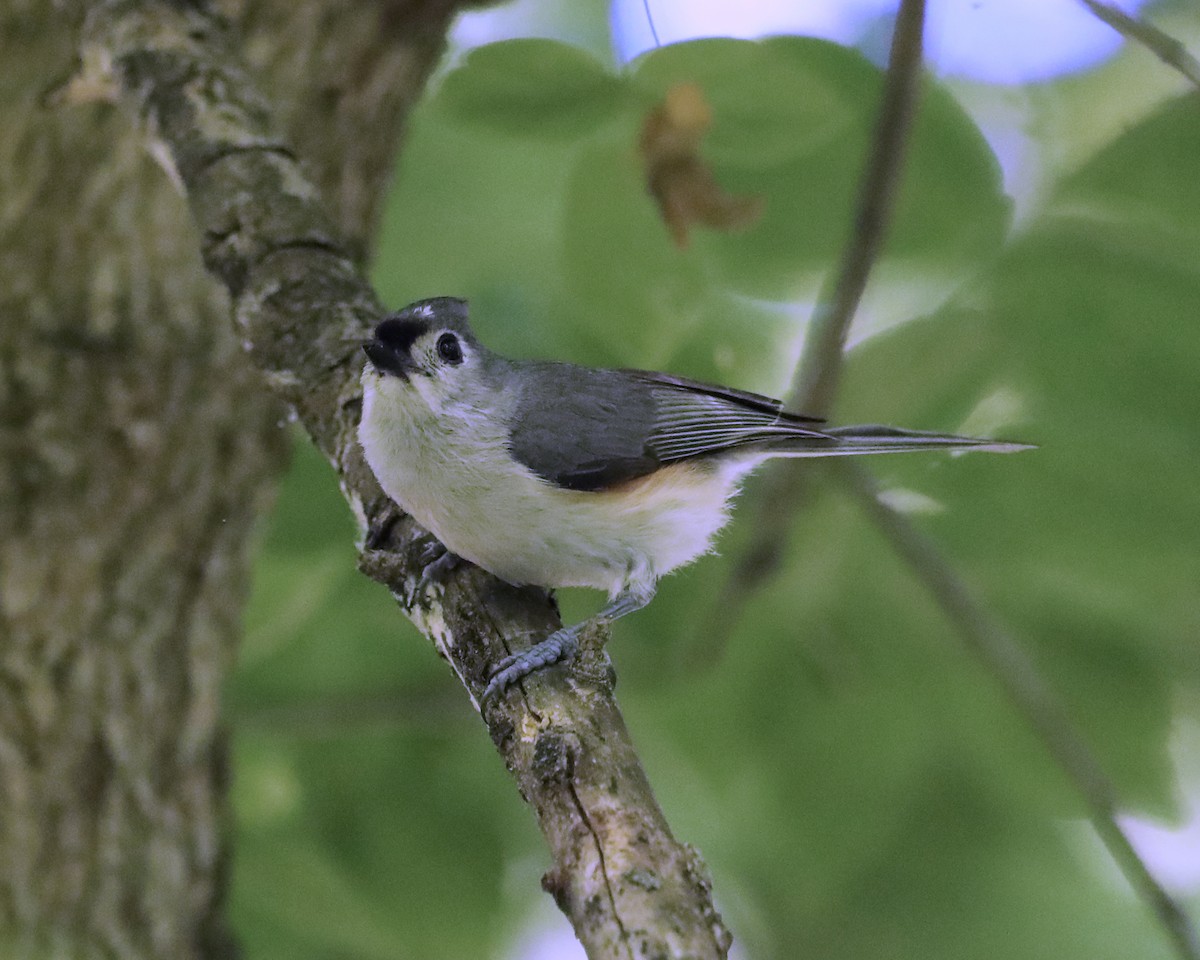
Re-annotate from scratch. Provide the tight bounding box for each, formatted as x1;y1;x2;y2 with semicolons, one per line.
768;424;1033;457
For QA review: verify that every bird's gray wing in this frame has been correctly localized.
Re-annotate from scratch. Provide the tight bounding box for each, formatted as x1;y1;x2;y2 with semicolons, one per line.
508;364;829;492
624;369;828;462
507;363;660;491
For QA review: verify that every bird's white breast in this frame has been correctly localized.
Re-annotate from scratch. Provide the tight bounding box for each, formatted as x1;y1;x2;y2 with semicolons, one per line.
359;372;746;596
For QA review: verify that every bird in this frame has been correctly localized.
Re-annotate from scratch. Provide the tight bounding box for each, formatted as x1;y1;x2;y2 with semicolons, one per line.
358;297;1029;702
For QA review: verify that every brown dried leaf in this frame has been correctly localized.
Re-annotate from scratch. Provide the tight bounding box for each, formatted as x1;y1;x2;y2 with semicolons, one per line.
639;82;763;249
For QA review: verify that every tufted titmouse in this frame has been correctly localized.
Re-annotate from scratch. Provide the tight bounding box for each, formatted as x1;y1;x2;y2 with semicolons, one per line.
359;297;1029;701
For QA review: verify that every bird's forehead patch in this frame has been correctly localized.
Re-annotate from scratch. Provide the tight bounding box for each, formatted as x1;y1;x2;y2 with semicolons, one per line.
375;317;429;354
382;297;476;346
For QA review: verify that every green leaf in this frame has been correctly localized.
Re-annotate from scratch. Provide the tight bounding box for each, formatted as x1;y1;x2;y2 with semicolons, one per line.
233;725;523;960
831;97;1200;814
435;39;628;142
397;37;1009;306
372;105;579;351
261;431;356;555
635;37;1008;300
558;132;704;334
1055;95;1200;242
631;37;862;169
239;434;429;698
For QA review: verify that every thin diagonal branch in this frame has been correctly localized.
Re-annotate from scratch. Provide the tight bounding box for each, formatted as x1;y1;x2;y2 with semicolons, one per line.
839;460;1200;960
1080;0;1200;89
696;4;1199;954
83;3;730;957
787;0;928;418
705;0;928;651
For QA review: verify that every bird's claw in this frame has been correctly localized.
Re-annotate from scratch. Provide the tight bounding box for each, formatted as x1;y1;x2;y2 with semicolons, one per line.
482;628;579;704
416;536;446;567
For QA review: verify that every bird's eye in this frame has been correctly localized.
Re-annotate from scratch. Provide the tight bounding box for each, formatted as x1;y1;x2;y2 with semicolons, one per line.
436;332;463;366
436;333;463;366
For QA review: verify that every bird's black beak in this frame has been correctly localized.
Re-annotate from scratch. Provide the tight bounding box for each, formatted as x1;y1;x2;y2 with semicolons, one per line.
363;339;416;380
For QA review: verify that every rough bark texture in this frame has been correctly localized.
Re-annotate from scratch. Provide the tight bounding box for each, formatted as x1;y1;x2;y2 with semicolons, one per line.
0;1;454;957
1;1;732;957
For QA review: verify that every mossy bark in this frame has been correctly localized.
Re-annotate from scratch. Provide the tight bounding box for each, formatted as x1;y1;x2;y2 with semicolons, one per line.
0;2;453;956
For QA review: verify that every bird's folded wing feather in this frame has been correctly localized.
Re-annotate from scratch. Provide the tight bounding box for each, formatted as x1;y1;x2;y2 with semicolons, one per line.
507;364;828;492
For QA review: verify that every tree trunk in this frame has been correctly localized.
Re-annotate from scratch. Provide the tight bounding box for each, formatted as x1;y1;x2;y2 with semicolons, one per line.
0;2;455;956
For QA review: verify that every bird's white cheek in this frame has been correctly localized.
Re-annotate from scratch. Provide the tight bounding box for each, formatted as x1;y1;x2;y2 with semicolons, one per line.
409;374;448;414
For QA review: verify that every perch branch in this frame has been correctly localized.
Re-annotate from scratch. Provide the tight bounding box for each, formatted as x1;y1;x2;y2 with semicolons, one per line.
83;2;730;957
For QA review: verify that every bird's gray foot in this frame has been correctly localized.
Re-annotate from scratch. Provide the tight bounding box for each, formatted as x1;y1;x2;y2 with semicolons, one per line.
483;627;580;702
482;583;657;704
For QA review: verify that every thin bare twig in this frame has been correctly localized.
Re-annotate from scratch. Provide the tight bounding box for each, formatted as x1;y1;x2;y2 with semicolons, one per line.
840;460;1200;960
788;0;928;417
700;3;1200;955
1080;0;1200;89
705;0;929;650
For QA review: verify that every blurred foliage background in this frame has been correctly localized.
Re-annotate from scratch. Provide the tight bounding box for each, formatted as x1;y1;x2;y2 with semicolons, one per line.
227;2;1200;957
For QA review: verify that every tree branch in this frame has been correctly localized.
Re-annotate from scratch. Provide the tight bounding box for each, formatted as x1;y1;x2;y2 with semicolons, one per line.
1079;0;1200;89
707;0;928;648
696;4;1200;955
787;0;928;420
83;2;731;957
